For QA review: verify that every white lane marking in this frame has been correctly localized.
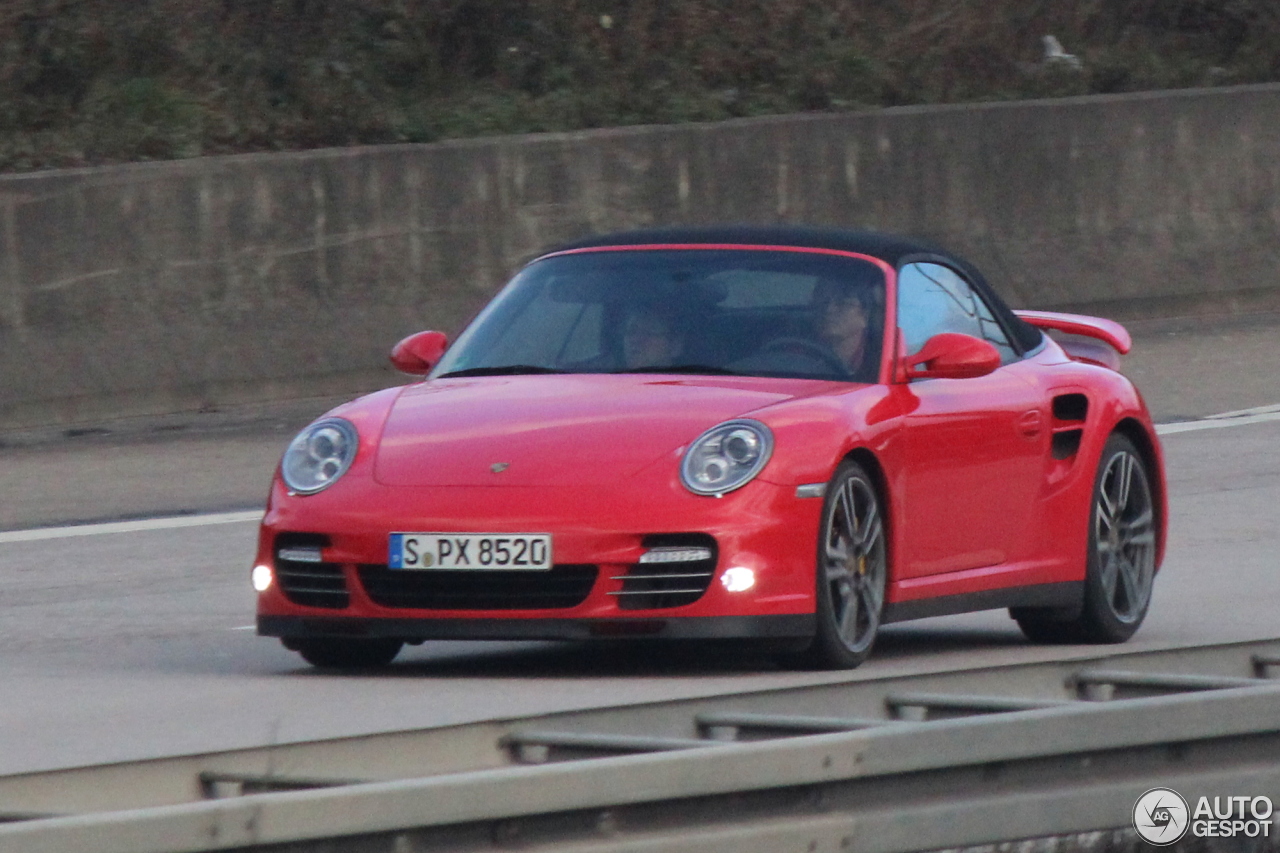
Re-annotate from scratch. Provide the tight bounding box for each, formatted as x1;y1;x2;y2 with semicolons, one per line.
0;510;262;544
1205;403;1280;419
229;625;257;631
1158;410;1280;435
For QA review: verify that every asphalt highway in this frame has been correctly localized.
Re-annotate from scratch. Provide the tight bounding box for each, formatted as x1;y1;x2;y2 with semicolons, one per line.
2;314;1279;778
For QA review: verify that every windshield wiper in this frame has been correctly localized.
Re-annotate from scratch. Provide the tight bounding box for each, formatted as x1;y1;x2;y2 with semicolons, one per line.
610;364;744;376
437;365;566;378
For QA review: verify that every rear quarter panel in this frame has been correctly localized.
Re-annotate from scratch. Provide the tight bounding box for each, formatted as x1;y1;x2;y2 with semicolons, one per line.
1024;339;1167;574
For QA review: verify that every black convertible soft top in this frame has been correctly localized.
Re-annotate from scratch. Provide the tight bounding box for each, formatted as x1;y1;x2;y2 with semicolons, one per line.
548;224;942;268
545;224;1044;354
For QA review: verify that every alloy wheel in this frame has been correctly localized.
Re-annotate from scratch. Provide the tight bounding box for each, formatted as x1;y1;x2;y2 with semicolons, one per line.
822;472;886;654
1094;449;1156;624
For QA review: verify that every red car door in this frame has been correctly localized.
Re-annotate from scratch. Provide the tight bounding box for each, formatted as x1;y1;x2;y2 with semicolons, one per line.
892;263;1050;582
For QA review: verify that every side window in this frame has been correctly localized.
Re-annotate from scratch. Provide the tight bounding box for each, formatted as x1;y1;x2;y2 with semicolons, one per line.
897;263;1017;363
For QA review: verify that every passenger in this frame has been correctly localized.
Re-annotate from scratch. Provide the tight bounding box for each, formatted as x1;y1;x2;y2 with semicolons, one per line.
621;303;687;369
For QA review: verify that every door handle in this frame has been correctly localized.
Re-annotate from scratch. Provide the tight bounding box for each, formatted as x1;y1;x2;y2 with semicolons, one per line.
1018;410;1043;437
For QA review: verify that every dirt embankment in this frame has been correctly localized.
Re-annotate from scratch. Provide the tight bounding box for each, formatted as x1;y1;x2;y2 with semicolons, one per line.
2;0;1278;173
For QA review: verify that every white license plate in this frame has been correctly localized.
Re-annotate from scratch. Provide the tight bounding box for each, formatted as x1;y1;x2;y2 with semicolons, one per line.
388;533;552;570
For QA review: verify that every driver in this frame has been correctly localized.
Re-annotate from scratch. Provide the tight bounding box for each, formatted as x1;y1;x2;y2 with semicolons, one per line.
812;278;876;377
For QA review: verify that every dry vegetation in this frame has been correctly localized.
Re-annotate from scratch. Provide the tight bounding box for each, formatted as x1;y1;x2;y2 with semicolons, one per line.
1;0;1277;172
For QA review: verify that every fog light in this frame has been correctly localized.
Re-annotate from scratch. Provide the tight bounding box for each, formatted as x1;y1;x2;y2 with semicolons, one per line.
278;546;323;563
251;564;274;592
720;566;756;592
639;547;714;564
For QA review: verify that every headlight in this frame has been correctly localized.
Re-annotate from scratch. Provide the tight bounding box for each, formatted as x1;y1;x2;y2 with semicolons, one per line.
281;418;359;494
680;420;774;496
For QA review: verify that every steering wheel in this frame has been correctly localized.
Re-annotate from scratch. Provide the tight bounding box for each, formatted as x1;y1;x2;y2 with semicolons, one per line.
757;337;850;375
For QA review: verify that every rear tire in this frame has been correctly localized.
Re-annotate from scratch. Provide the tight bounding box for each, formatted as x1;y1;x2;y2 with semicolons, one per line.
787;460;887;669
291;637;404;669
1015;433;1156;644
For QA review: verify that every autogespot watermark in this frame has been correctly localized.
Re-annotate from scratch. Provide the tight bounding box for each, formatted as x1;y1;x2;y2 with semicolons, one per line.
1133;787;1274;845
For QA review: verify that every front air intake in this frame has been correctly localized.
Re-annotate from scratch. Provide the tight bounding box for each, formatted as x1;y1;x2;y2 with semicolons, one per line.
611;534;718;610
357;564;598;610
273;533;349;609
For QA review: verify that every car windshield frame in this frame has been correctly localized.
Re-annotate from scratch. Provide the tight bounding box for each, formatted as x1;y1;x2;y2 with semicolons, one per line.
432;245;895;384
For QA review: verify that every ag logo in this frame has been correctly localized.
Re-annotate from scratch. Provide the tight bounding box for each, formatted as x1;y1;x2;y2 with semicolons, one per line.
1134;787;1190;845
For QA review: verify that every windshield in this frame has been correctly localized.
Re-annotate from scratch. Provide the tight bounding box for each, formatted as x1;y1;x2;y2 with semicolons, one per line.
432;249;887;383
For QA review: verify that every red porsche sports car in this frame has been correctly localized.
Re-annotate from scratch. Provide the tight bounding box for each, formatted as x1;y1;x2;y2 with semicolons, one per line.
253;226;1166;669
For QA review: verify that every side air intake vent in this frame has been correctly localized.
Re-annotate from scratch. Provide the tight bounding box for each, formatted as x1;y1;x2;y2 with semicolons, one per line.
1053;393;1088;422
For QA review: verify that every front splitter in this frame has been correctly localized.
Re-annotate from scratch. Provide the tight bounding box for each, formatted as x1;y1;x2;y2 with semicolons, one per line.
259;613;814;642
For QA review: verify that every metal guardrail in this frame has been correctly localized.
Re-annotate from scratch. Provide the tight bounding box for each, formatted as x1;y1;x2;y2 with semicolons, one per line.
3;639;1280;852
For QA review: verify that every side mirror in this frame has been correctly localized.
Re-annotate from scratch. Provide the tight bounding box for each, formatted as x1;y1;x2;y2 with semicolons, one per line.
905;333;1000;380
390;330;448;376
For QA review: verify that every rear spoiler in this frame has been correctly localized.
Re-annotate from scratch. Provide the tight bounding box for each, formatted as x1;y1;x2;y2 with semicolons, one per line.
1014;310;1131;370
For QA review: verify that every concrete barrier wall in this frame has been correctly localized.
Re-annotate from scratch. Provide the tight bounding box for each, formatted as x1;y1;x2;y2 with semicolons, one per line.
3;84;1280;429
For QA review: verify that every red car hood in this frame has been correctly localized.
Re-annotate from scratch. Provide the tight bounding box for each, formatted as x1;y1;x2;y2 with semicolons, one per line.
373;374;827;487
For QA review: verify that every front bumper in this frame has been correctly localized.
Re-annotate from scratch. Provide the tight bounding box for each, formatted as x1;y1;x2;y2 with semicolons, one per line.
254;475;824;631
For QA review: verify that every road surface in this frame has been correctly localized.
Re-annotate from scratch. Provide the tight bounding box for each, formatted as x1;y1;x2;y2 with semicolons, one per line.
1;314;1278;777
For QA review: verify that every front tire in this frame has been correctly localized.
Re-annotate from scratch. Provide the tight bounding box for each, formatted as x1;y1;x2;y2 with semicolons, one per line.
291;637;404;669
791;460;887;669
1015;432;1156;644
